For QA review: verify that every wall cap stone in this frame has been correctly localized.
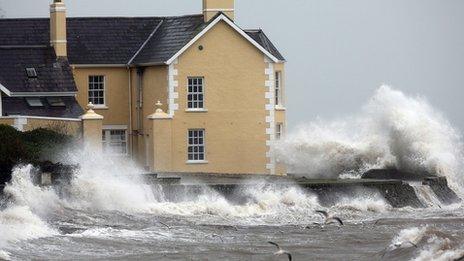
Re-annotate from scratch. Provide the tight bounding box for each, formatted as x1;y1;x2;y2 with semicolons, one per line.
80;102;104;120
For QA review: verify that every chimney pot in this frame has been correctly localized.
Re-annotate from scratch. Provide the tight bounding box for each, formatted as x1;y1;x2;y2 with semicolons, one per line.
203;0;235;22
50;0;67;57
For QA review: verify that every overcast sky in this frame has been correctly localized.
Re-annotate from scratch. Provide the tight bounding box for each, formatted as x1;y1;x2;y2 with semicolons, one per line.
1;0;463;133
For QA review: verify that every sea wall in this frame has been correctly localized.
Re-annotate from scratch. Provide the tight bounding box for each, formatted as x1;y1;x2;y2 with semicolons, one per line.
151;175;460;208
1;170;460;209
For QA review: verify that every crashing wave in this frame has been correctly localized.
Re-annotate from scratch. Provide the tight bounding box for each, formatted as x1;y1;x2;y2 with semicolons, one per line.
276;86;464;192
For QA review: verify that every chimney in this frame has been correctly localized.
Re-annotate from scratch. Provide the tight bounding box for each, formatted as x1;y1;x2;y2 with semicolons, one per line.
50;0;67;57
203;0;234;22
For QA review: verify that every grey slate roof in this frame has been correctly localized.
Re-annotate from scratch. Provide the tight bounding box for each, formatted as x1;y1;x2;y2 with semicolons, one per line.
130;15;205;65
67;17;164;64
2;96;84;118
245;30;285;62
0;14;284;65
0;46;77;93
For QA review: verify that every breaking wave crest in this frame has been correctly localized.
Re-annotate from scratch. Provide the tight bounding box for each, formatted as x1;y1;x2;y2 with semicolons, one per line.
384;226;464;261
0;166;59;254
276;86;464;190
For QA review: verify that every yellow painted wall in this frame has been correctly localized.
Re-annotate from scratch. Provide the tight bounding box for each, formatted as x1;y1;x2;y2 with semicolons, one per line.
0;118;14;126
162;21;271;174
24;119;81;136
72;67;130;126
0;117;81;136
129;66;169;167
273;63;287;175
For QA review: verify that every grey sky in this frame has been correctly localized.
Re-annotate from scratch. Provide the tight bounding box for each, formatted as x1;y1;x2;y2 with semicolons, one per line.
1;0;463;133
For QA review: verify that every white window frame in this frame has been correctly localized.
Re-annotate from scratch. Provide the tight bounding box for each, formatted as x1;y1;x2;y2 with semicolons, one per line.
275;71;283;106
102;126;128;156
88;75;106;107
276;123;284;140
186;77;206;111
187;129;207;163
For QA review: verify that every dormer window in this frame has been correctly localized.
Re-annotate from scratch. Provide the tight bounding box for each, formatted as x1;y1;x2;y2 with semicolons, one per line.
47;97;65;107
26;97;43;107
26;68;37;78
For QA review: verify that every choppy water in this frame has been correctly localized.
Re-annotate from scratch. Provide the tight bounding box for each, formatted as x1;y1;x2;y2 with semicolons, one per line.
1;165;464;261
1;86;464;260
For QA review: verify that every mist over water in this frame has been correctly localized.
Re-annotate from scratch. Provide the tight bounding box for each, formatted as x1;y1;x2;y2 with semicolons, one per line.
276;86;464;188
0;86;464;260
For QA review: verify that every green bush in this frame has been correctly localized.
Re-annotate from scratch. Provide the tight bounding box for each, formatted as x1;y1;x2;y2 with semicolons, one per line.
0;124;73;183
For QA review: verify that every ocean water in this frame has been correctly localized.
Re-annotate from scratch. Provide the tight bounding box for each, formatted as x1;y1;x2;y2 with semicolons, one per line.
1;86;464;260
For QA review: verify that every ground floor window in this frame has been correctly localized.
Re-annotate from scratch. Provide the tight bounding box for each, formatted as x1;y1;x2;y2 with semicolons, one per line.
102;128;127;155
276;123;284;140
188;129;205;161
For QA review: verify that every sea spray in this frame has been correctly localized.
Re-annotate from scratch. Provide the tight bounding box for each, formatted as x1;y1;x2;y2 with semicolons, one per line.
3;165;62;216
388;227;464;261
62;150;158;213
413;236;464;261
0;166;58;255
276;86;464;191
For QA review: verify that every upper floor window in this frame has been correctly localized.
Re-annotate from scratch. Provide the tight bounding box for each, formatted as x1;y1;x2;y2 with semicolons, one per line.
275;71;282;106
276;123;284;140
187;77;204;109
188;129;205;161
88;75;105;106
102;128;127;156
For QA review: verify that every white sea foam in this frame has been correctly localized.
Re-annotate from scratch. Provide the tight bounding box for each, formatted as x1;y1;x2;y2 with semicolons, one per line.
0;250;11;261
62;150;158;213
3;165;62;216
334;195;391;213
0;205;57;248
276;86;464;192
0;166;59;254
392;226;428;247
388;227;464;261
139;185;322;224
413;236;464;261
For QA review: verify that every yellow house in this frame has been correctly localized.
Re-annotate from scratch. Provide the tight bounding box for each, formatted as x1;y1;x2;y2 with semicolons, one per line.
0;0;287;175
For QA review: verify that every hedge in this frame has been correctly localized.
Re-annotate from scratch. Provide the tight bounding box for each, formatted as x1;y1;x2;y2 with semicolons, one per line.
0;124;74;184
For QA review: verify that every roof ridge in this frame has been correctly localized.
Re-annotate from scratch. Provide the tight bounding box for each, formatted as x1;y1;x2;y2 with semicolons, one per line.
0;45;48;49
0;14;203;20
127;19;165;65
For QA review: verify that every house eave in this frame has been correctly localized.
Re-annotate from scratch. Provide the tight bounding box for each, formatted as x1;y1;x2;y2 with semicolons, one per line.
0;83;11;96
71;64;128;68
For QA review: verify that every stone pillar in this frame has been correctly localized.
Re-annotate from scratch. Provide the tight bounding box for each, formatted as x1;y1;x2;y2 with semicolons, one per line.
148;101;173;172
80;102;104;153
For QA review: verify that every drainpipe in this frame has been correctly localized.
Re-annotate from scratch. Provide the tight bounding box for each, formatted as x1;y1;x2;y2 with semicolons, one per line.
136;67;145;135
127;66;133;158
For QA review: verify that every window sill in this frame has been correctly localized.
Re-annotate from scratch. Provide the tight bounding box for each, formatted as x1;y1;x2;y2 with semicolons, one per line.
275;105;286;111
186;160;209;164
185;108;208;113
93;105;109;110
